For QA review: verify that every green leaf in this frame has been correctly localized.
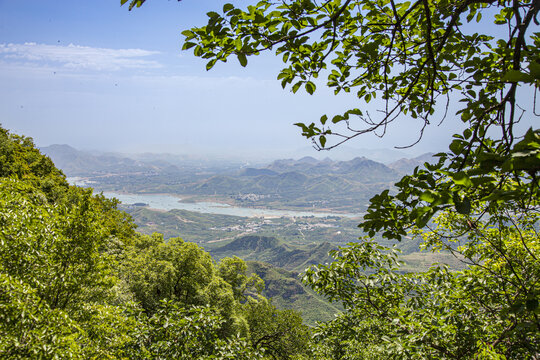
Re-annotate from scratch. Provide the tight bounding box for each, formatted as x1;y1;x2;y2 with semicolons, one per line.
502;70;533;83
451;172;473;187
305;81;316;95
206;59;217;71
419;191;436;203
455;196;471;215
194;46;203;57
182;42;196;50
237;53;247;67
181;30;194;38
529;62;540;80
223;3;234;13
332;115;343;123
415;210;433;228
235;38;243;51
319;135;326;147
449;140;463;155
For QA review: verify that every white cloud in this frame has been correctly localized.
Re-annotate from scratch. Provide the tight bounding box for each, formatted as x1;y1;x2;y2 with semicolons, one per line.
0;42;162;71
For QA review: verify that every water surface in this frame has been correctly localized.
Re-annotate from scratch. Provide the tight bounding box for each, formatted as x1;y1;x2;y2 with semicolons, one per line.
103;192;362;218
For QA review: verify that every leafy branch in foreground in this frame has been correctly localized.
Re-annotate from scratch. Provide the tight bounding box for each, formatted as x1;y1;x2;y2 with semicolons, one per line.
305;204;539;358
176;0;538;151
126;0;539;227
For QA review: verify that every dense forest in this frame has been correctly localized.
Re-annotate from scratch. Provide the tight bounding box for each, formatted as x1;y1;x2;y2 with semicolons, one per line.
0;126;311;359
2;0;540;358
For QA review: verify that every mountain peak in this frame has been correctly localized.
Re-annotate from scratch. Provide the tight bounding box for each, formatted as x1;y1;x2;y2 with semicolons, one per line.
297;156;318;164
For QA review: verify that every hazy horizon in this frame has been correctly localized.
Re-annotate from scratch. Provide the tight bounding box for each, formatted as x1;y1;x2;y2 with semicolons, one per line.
37;140;432;164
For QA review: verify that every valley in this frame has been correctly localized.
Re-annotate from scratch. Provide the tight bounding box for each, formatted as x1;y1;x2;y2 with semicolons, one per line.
41;143;462;324
43;144;433;213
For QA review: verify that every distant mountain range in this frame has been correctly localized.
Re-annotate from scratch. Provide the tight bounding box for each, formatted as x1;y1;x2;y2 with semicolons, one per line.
290;145;418;163
41;144;435;212
188;156;404;211
40;144;245;177
387;152;435;174
40;144;179;176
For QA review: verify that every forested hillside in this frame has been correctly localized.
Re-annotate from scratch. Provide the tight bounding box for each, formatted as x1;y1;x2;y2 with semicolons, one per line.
0;127;311;359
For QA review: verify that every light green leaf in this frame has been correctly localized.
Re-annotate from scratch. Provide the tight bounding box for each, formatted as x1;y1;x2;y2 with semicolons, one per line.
451;172;473;187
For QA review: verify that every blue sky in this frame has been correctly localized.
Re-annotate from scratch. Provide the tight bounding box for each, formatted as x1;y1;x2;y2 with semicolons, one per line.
0;0;529;160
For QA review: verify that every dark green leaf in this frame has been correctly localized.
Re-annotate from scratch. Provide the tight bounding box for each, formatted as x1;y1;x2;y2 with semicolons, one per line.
237;53;247;67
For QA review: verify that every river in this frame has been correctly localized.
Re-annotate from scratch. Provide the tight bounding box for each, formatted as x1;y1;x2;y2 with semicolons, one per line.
102;192;362;219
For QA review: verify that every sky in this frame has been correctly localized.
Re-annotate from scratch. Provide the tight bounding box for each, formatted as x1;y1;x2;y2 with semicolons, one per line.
0;0;533;161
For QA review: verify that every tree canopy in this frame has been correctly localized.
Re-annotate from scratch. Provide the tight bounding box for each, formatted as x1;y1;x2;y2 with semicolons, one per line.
0;127;310;359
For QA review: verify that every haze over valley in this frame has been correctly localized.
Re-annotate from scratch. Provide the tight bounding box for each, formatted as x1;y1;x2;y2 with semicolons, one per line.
42;143;434;214
39;143;460;318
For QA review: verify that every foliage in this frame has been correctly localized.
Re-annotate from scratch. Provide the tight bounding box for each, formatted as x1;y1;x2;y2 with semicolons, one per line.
0;179;117;311
174;0;537;153
121;234;215;311
218;256;264;301
304;203;539;359
243;297;311;360
0;126;311;359
245;260;343;326
130;301;263;360
119;233;251;336
0;273;83;359
361;127;539;241
0;127;68;203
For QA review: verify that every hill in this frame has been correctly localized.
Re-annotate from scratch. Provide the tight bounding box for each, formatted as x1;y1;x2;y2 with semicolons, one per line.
186;157;401;212
245;261;341;326
41;144;168;176
1;126;314;358
387;152;435;174
209;235;336;272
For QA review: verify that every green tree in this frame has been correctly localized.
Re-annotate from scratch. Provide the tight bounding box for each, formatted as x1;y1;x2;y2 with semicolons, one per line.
0;128;141;359
243;297;311;360
129;301;263;360
218;256;264;301
0;179;118;312
0;273;84;359
0;127;68;203
305;204;539;358
120;234;250;336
